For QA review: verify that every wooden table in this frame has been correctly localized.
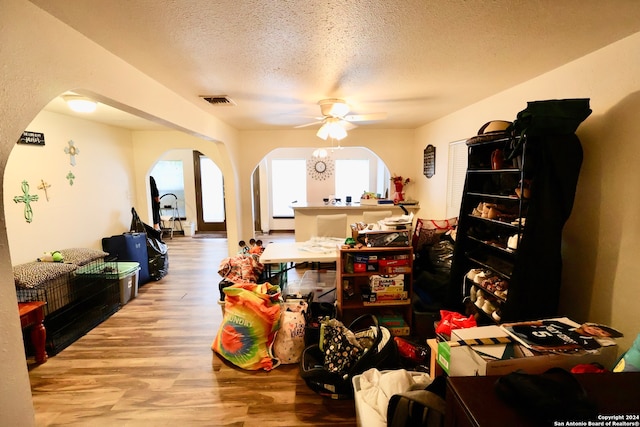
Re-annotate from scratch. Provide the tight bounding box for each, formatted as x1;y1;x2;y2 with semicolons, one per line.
445;372;640;427
19;301;47;364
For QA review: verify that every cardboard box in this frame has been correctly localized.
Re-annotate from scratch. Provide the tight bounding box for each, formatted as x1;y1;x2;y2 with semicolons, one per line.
354;254;369;264
378;258;410;267
437;325;618;376
369;274;404;290
380;266;412;274
374;290;408;301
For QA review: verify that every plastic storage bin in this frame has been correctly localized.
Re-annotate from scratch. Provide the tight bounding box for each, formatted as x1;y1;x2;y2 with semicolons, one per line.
288;270;336;303
103;262;140;305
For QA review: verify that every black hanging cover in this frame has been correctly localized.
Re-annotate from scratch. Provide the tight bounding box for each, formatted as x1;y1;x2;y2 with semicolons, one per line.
130;207;169;280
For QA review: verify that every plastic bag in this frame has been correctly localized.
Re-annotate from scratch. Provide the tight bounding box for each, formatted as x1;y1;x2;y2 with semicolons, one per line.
273;300;308;364
435;310;476;337
130;207;169;280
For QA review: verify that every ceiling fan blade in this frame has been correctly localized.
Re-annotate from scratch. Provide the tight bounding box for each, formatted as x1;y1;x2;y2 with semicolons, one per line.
341;121;358;131
344;112;388;122
294;120;323;129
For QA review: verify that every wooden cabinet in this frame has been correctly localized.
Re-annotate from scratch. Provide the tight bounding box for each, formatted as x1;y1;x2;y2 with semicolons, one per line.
448;132;583;323
336;246;413;335
445;373;640;427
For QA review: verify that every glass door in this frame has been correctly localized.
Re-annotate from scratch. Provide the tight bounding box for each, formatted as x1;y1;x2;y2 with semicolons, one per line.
193;151;226;232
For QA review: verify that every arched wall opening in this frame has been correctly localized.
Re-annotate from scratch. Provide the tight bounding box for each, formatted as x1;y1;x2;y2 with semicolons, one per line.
250;146;391;235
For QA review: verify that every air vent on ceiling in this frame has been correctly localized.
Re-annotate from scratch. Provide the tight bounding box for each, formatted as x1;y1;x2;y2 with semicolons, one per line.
200;95;236;106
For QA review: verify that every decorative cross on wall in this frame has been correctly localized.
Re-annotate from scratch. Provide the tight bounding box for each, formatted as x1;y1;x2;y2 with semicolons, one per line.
66;171;75;186
13;180;39;223
64;140;80;166
38;179;51;201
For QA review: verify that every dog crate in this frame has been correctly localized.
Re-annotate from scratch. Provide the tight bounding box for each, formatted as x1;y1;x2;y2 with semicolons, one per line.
16;259;120;356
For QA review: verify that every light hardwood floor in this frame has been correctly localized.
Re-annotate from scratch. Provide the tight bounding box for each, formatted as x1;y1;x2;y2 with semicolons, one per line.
27;233;357;427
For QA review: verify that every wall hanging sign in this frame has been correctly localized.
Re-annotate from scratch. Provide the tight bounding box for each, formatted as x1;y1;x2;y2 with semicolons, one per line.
18;131;45;146
64;140;80;166
423;144;436;178
307;157;334;181
13;180;39;223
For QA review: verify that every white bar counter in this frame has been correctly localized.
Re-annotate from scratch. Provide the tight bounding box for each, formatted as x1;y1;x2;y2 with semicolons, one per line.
291;201;420;242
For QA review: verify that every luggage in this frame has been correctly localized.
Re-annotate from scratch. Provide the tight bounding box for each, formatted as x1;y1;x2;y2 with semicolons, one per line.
299;314;400;399
102;232;151;284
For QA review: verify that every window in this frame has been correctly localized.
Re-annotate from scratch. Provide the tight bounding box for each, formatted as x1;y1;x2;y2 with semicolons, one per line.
150;160;185;218
335;159;369;201
446;140;468;218
271;159;306;217
199;156;225;222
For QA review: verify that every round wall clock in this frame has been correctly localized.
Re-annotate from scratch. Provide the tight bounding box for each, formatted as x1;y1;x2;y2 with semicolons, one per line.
307;157;334;180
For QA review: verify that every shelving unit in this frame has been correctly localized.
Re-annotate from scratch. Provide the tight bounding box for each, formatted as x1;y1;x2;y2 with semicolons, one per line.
336;246;413;336
448;131;583;324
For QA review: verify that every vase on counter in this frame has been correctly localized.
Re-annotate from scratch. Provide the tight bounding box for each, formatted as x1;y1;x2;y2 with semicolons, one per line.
393;181;404;204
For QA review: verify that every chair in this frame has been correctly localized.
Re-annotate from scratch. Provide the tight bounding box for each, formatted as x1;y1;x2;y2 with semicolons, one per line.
315;214;348;239
363;210;392;225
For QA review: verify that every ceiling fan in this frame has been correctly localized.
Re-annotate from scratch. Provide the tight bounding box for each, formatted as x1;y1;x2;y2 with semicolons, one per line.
295;98;387;140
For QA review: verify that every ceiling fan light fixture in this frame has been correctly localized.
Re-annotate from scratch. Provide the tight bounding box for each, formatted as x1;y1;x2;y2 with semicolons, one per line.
330;124;347;140
316;118;348;141
329;102;349;117
319;98;349;117
63;95;98;113
316;124;330;140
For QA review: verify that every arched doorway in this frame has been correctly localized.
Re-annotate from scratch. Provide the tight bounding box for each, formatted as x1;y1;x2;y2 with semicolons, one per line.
250;146;390;235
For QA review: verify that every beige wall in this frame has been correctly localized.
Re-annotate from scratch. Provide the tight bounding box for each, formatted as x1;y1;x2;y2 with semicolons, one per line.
2;0;640;424
4;111;136;264
413;32;640;352
0;1;239;425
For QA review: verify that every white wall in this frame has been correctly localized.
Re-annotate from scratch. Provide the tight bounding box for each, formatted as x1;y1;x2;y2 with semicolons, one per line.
413;32;640;352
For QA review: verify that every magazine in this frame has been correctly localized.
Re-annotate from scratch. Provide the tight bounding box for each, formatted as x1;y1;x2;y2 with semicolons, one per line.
575;322;623;338
501;318;601;353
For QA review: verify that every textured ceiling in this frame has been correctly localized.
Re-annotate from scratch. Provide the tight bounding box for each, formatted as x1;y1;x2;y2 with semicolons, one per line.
30;0;640;131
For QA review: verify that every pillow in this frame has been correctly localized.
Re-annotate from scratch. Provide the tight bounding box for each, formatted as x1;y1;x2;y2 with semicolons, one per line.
58;248;109;266
13;261;77;289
